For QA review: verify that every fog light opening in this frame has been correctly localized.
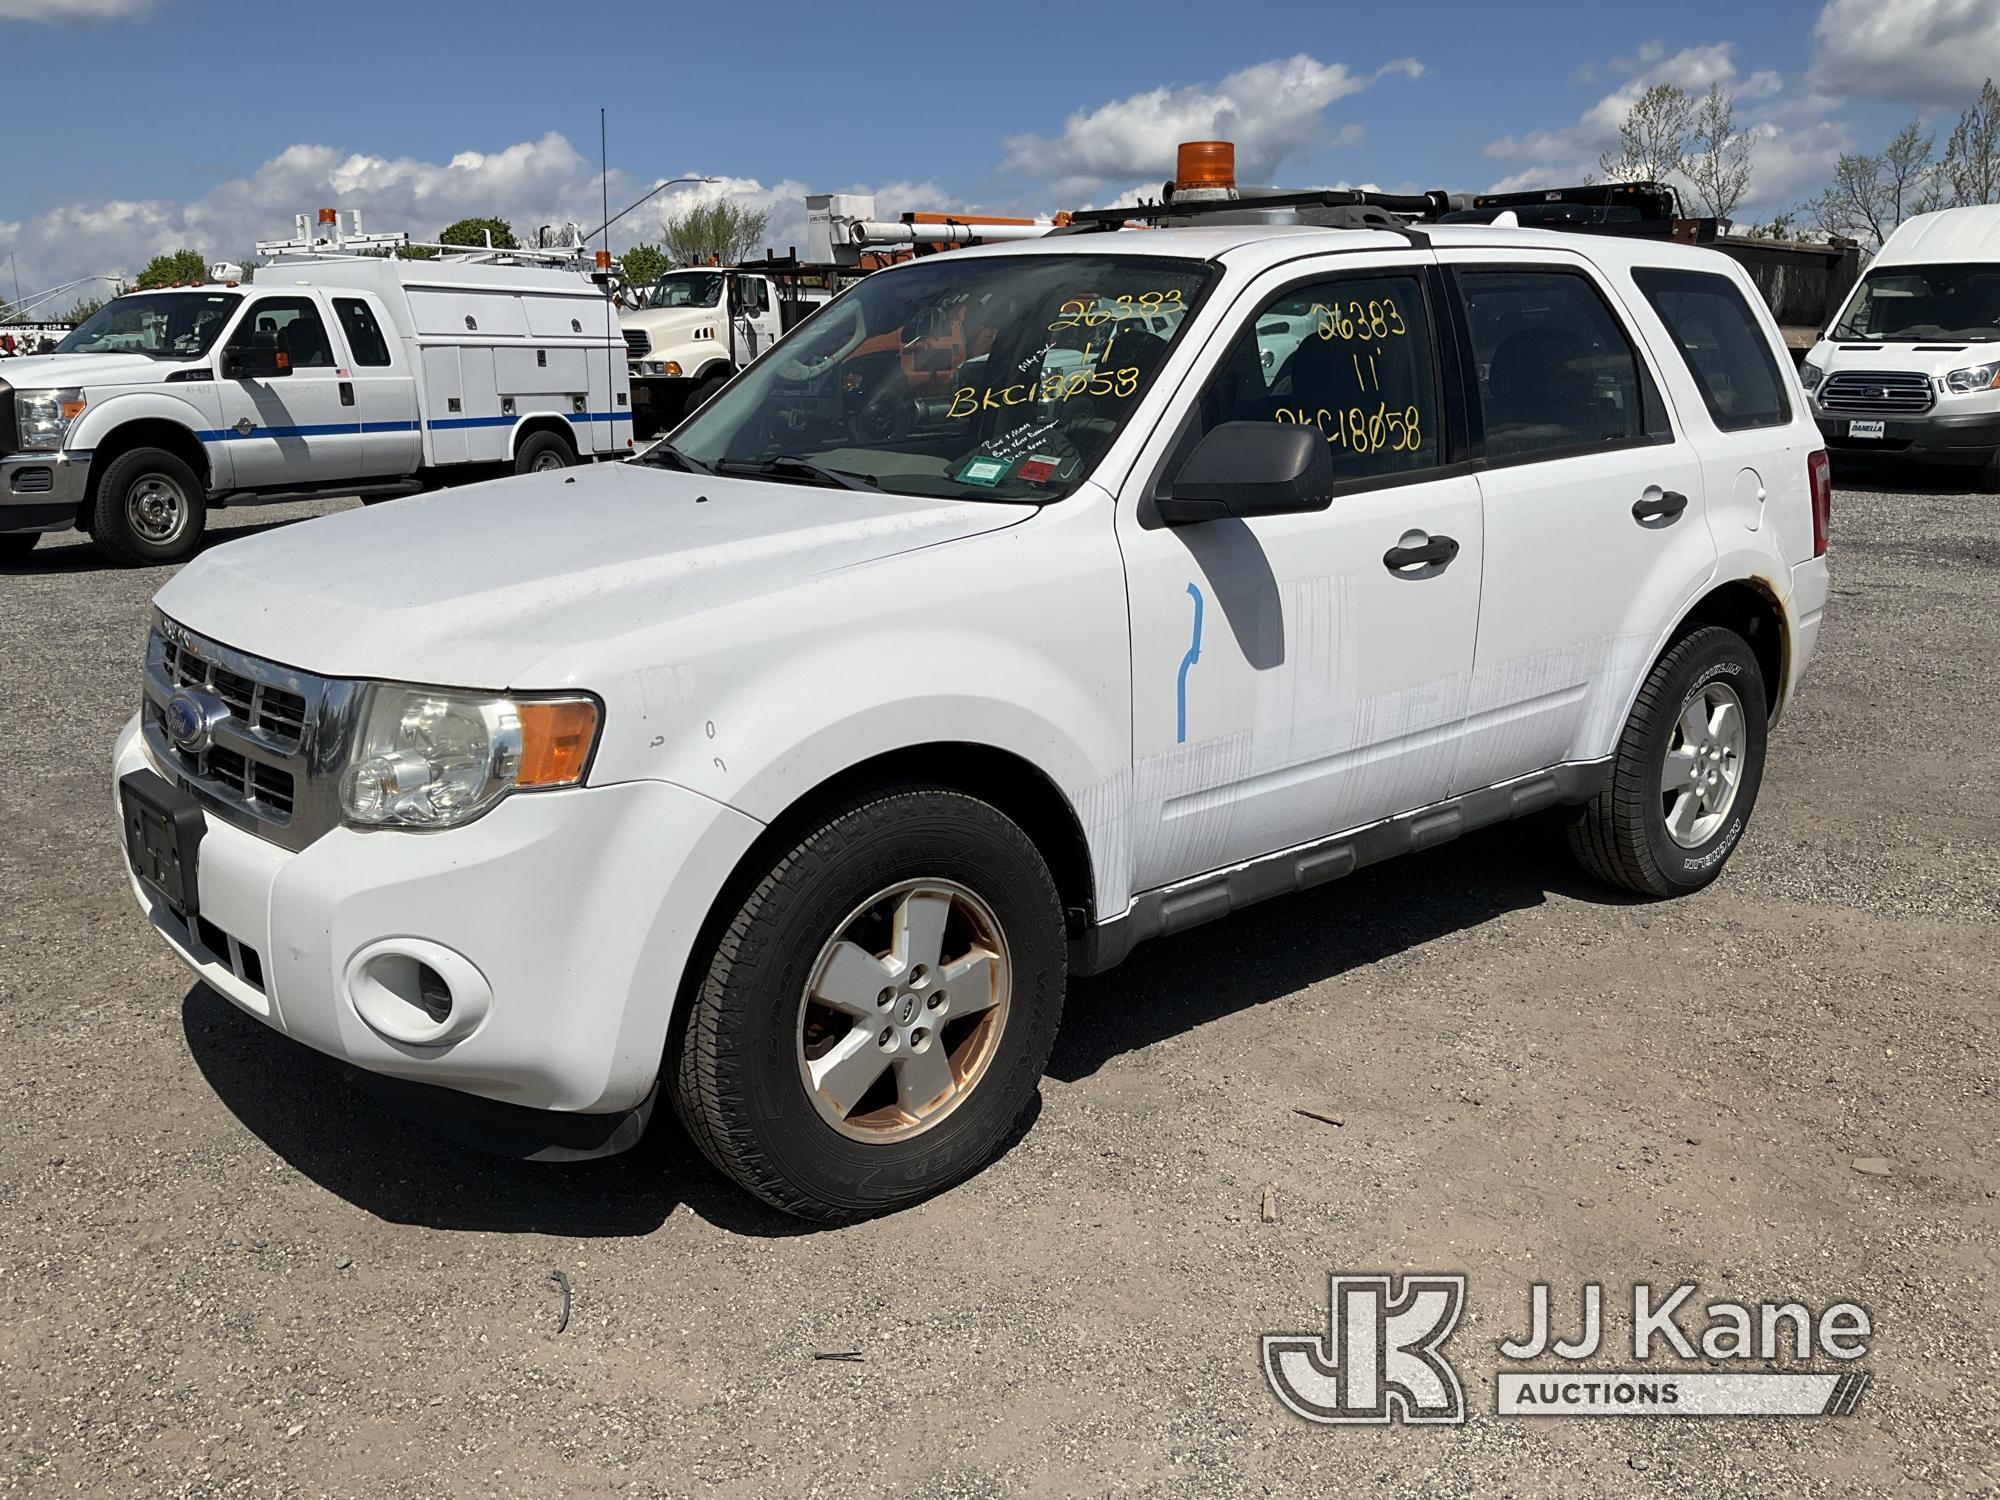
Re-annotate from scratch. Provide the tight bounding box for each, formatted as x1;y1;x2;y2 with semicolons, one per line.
415;962;453;1025
342;940;491;1047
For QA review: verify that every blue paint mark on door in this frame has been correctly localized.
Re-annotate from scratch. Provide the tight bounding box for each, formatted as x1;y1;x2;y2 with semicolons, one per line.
1176;581;1205;744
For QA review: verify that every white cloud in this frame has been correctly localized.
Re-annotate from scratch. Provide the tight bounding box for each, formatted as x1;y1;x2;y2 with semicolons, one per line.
1481;41;1840;218
1810;0;2000;106
1;133;627;297
999;54;1418;201
0;0;150;21
0;137;986;305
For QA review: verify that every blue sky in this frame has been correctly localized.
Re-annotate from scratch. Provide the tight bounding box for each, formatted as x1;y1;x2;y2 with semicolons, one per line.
2;0;1995;300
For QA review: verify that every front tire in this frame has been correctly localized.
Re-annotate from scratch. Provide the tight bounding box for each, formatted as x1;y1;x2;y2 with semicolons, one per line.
90;447;207;567
1569;625;1768;898
671;786;1066;1222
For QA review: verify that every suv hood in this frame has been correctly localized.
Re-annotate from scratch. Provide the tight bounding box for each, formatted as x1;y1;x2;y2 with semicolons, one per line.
154;460;1030;686
0;352;182;389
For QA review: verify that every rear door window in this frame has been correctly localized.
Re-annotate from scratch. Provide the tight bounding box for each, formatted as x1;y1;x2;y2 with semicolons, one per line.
1632;267;1790;431
332;297;393;367
1455;269;1655;460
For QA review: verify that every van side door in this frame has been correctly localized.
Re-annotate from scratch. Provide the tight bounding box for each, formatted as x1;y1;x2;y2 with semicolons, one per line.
1438;250;1714;792
211;292;369;489
1115;257;1485;893
328;293;422;478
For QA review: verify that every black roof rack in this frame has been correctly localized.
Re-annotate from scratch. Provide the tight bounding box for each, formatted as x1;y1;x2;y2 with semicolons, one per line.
1061;186;1459;231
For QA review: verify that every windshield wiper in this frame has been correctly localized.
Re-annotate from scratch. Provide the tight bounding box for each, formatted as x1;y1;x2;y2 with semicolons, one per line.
638;441;712;474
712;455;880;491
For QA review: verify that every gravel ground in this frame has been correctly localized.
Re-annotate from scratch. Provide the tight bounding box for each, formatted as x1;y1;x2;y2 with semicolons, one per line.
1;473;1995;1499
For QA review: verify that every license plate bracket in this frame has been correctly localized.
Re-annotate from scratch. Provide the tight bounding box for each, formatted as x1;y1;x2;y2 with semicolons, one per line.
120;768;206;920
1848;419;1886;439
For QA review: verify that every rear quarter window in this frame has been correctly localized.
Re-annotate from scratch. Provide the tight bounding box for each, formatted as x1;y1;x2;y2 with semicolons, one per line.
1633;268;1790;432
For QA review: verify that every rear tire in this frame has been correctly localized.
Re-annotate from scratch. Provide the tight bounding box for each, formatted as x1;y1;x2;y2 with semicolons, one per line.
90;447;206;567
514;430;576;476
0;531;39;564
1569;625;1768;898
671;786;1066;1223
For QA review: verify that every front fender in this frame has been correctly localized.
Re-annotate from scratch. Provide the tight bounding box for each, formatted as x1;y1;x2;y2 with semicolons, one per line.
66;389;218;453
581;497;1137;911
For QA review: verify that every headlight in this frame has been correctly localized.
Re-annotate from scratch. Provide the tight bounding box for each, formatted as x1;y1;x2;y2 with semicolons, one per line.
1798;360;1825;393
337;684;600;829
15;388;87;450
1943;359;2000;394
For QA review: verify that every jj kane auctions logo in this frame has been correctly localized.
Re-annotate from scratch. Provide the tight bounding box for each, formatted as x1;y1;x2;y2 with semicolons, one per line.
1263;1275;1874;1423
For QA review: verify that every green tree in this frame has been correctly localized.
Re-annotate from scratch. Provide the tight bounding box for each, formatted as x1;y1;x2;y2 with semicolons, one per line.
1600;83;1693;184
64;294;107;323
618;241;671;296
659;201;771;267
1685;83;1753;221
134;248;209;289
438;216;518;250
1941;78;2000;206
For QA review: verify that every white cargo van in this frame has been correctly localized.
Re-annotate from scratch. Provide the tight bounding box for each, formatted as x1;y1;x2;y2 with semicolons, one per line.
1801;205;2000;487
0;255;633;566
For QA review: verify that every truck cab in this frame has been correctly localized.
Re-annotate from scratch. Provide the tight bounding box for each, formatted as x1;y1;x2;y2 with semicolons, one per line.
622;267;833;434
1800;205;2000;488
1;254;632;567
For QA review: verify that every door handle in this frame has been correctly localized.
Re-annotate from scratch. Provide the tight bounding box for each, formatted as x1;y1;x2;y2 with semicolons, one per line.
1632;488;1688;524
1382;533;1460;577
338;381;355;407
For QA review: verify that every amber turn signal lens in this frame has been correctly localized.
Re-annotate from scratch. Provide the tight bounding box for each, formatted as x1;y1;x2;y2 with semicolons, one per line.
1175;140;1236;190
515;699;599;787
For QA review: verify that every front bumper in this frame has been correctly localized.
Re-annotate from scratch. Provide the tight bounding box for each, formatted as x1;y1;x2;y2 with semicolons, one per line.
1813;407;2000;465
1;449;90;531
114;715;764;1117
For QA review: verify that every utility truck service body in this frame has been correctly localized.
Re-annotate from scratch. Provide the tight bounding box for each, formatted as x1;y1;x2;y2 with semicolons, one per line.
1800;205;2000;486
1;254;632;565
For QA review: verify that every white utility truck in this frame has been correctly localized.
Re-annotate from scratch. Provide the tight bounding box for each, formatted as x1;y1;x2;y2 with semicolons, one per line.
1800;203;2000;489
114;146;1832;1223
2;219;633;566
621;262;835;434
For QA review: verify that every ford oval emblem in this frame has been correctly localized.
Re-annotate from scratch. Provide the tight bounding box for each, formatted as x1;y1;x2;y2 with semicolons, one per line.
164;687;227;753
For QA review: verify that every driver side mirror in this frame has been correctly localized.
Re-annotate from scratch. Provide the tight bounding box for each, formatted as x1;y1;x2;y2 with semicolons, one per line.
1156;421;1335;525
222;331;290;380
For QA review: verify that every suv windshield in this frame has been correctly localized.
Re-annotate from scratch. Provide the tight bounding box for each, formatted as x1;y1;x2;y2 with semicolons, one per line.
658;253;1213;501
1832;263;2000;342
648;272;725;309
55;292;243;359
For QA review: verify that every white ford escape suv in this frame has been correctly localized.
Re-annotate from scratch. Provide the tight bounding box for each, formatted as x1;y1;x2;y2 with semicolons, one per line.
114;218;1832;1221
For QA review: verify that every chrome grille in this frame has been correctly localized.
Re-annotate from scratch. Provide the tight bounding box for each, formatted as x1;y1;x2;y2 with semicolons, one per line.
142;614;360;851
623;328;650;359
1818;370;1933;414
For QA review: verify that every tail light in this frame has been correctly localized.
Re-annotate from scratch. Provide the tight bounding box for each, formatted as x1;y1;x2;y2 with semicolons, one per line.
1808;449;1831;557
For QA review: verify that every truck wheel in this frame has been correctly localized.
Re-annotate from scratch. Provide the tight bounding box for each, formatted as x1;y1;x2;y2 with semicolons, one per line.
1568;625;1768;898
1976;451;2000;495
672;786;1066;1223
514;431;576;475
0;532;39;564
686;372;729;413
90;448;207;567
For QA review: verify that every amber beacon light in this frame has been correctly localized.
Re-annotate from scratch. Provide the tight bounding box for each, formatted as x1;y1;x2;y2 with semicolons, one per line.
1175;140;1237;192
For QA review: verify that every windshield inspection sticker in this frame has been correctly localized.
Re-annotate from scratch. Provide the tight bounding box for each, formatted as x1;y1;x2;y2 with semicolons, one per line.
1015;453;1059;484
957;455;1010;487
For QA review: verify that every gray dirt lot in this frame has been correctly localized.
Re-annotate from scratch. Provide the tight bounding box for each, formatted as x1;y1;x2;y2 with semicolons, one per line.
1;475;1995;1499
